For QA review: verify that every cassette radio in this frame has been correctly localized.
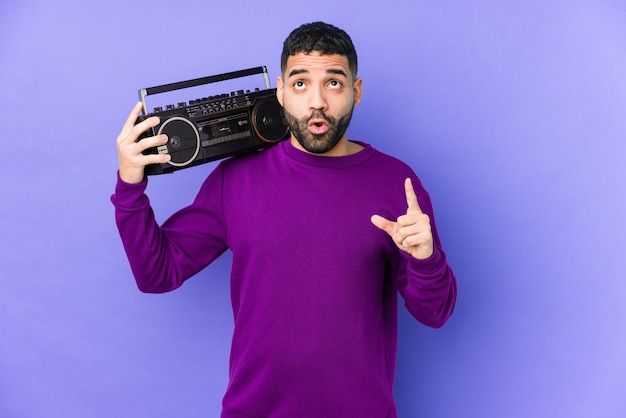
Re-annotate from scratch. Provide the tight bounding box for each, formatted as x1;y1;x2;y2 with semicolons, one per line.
136;66;289;175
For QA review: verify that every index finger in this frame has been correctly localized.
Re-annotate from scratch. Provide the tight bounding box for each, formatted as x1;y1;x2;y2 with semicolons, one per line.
404;178;423;214
119;102;144;137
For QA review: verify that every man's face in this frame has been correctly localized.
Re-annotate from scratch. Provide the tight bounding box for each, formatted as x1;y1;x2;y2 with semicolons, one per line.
277;51;362;156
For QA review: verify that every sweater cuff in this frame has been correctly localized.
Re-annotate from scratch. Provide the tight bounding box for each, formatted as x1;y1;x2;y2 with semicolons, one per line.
402;246;447;279
110;171;149;209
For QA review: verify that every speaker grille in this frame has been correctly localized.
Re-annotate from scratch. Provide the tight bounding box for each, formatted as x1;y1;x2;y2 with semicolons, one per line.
252;97;289;142
157;116;200;166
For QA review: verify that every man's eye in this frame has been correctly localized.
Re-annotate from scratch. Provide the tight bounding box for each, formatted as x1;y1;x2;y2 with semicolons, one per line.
294;81;306;90
328;80;342;89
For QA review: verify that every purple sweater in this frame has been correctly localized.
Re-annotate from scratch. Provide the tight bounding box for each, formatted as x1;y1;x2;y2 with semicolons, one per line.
112;140;456;418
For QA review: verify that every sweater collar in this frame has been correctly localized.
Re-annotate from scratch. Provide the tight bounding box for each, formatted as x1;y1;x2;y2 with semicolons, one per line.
280;139;374;168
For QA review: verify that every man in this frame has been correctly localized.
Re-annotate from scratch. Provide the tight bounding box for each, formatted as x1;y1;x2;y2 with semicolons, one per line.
113;21;456;418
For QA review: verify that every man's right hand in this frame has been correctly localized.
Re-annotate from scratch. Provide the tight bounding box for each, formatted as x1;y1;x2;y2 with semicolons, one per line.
116;102;171;184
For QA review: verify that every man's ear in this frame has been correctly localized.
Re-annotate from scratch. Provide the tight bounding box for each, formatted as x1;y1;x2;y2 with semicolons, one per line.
353;77;363;107
276;76;284;106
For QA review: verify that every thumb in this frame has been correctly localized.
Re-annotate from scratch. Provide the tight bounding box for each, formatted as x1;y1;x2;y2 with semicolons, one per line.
370;214;395;236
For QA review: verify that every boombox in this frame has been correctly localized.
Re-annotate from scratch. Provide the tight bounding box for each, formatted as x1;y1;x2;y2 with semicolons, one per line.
136;66;289;175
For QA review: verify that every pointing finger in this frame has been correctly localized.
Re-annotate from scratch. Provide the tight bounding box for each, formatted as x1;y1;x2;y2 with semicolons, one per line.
405;178;422;214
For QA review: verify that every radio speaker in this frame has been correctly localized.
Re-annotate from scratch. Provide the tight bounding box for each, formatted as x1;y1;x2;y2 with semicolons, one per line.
157;117;200;166
253;96;289;143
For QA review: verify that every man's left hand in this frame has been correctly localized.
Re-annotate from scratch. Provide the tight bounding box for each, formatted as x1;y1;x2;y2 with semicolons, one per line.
371;178;434;260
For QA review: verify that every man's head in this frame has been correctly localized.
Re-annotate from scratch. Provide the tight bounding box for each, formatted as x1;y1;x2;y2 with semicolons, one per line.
281;22;358;80
277;22;362;156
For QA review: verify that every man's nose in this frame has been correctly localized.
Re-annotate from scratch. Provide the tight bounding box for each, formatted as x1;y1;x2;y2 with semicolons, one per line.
308;84;328;111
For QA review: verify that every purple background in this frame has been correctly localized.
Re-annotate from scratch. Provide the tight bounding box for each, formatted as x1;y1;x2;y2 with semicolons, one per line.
1;1;625;416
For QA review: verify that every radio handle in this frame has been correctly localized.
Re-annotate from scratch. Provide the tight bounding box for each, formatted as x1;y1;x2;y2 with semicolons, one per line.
138;66;271;113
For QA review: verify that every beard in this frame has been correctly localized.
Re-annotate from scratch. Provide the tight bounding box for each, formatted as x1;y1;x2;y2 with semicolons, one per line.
284;107;354;154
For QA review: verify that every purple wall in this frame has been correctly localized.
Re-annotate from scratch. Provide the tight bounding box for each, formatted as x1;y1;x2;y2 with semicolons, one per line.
1;1;625;416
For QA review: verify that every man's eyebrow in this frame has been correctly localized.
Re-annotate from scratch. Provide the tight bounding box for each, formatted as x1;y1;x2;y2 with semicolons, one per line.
288;68;309;78
326;68;348;77
287;68;349;78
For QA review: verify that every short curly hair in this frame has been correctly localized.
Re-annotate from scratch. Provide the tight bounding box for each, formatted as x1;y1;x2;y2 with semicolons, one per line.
281;22;358;79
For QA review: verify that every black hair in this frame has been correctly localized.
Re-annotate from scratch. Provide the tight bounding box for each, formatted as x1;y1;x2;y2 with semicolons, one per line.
281;22;358;78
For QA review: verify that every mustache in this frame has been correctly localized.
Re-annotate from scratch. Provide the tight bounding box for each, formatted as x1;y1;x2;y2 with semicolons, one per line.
306;110;334;124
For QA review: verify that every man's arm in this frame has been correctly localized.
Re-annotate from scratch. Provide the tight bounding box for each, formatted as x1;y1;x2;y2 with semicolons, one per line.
111;103;228;293
372;178;457;328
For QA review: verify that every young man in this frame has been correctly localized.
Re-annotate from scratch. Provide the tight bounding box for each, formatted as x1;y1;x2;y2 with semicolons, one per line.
113;22;456;418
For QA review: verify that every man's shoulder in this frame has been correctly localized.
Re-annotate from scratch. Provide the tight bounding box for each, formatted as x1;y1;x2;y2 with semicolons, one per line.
221;141;284;168
366;143;414;170
361;143;429;193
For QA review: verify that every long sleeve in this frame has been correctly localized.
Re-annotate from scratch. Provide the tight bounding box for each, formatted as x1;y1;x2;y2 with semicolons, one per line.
111;167;229;293
391;189;457;328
